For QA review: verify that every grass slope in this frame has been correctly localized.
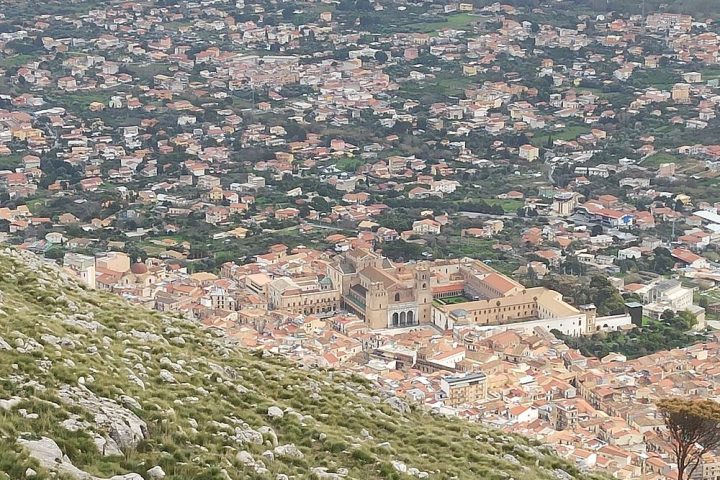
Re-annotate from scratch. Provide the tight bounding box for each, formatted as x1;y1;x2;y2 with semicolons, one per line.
0;249;603;480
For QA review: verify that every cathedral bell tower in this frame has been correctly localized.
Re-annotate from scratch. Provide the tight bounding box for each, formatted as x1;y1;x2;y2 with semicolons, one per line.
415;268;432;324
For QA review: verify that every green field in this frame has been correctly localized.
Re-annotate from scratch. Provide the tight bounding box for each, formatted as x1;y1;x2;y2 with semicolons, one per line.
0;154;23;170
630;69;681;90
640;152;680;167
404;13;479;34
531;126;591;147
436;75;476;94
48;91;118;113
481;198;525;213
334;156;363;173
0;53;34;70
700;66;720;81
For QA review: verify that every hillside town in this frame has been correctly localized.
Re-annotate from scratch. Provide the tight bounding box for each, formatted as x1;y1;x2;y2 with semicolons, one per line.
2;0;720;478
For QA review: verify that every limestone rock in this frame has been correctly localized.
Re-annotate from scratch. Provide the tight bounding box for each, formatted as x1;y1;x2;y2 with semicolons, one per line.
311;467;346;479
17;436;140;480
236;451;255;466
392;460;407;473
159;369;177;383
267;406;284;419
119;395;141;411
57;385;148;450
234;425;263;445
385;396;410;414
274;443;304;459
553;469;574;480
93;434;123;457
146;466;166;480
129;329;163;344
0;397;21;410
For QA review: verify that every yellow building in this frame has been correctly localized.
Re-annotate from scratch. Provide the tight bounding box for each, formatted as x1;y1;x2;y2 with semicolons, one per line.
552;192;579;217
463;64;478;76
208;186;224;202
432;286;589;336
268;276;341;316
328;249;433;329
327;249;623;336
441;373;488;407
671;83;690;103
12;128;43;140
519;144;540;162
96;251;131;273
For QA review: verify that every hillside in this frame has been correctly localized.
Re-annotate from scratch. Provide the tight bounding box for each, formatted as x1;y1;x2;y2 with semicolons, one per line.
0;249;601;480
570;0;718;16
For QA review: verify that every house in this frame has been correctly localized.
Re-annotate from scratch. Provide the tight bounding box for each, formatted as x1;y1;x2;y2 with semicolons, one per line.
519;144;539;162
672;248;710;269
58;76;78;91
79;177;103;191
508;405;539;423
412;219;441;235
535;249;562;267
275;208;300;220
58;213;80;225
228;226;249;239
617;247;642;260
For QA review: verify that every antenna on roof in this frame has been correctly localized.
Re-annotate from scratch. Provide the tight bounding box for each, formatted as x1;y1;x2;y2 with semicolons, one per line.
671;217;676;242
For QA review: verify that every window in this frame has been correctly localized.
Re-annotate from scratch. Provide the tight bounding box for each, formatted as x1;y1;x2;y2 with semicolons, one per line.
394;293;400;302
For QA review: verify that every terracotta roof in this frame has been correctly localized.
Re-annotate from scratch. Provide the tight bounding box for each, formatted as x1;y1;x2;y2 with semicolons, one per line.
483;272;519;294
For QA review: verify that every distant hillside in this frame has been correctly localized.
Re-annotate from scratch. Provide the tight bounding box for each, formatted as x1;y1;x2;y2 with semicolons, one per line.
0;248;604;480
569;0;717;17
471;0;717;17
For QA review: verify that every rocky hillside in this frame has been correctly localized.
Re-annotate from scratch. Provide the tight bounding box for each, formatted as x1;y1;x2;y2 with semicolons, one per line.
0;249;602;480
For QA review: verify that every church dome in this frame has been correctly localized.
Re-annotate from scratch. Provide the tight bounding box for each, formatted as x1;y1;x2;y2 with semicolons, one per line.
130;262;148;275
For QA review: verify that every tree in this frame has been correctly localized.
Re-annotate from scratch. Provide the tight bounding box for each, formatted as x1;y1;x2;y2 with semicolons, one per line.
657;398;720;480
651;247;676;274
374;50;388;63
310;196;331;213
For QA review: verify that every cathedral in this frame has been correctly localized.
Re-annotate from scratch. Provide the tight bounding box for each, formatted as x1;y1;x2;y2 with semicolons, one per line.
328;249;433;330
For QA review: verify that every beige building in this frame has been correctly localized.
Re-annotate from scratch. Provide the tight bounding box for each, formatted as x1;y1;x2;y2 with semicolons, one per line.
432;286;590;336
672;83;690;103
412;219;441;235
268;275;340;316
693;454;720;480
326;249;630;335
550;401;579;430
96;251;131;273
552;192;580;217
328;249;433;329
63;252;96;289
441;373;488;408
519;144;540;162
